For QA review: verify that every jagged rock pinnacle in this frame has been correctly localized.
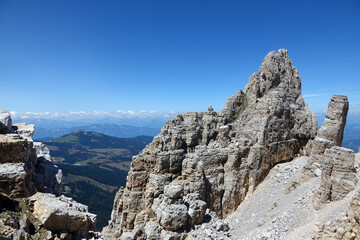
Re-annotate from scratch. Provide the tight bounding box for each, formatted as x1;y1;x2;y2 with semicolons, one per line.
102;49;317;239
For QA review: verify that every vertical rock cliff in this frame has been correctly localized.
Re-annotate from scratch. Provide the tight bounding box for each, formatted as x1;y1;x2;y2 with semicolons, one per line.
103;49;318;239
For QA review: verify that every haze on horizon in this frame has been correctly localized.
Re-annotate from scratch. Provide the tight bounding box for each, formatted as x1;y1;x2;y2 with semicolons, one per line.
1;0;360;123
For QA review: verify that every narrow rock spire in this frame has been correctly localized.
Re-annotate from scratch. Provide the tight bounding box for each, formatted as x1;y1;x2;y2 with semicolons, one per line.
306;94;349;176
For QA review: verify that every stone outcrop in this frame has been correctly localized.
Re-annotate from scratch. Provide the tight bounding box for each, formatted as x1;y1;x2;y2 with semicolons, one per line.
306;95;349;176
0;109;12;133
103;49;318;239
0;132;37;198
0;116;61;198
315;147;357;207
0;111;97;239
304;95;354;210
13;123;36;141
33;142;62;195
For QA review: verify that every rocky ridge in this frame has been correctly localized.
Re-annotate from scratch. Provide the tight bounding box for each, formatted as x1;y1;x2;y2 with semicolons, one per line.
186;93;359;239
103;49;318;239
0;111;98;240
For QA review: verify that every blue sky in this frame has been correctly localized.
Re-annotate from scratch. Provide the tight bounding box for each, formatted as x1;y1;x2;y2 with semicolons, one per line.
1;0;359;120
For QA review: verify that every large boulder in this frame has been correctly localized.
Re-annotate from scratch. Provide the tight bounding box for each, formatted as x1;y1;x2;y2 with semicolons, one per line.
29;192;96;235
103;49;318;239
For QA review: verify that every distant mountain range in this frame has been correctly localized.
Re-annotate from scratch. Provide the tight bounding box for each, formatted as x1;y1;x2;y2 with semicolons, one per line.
343;124;360;152
34;123;161;140
45;129;153;229
13;116;172;129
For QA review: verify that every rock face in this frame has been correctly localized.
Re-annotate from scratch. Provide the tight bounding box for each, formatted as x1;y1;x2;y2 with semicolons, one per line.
0;132;37;198
103;49;318;239
0;113;97;239
315;147;357;207
0;122;61;197
306;95;349;176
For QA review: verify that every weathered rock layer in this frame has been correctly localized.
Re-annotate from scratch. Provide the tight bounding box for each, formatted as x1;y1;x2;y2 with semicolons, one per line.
103;49;318;239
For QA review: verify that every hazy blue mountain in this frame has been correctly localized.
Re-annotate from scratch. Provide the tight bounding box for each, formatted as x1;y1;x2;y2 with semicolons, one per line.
13;117;171;129
34;123;161;139
343;124;360;152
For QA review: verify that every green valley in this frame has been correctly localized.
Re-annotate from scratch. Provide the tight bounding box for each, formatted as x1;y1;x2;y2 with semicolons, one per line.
44;129;153;229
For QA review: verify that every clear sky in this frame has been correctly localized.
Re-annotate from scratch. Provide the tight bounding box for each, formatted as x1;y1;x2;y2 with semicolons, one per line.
1;0;359;119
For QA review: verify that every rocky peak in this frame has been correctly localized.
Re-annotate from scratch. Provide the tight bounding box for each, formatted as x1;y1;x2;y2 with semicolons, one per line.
244;49;300;104
103;49;318;239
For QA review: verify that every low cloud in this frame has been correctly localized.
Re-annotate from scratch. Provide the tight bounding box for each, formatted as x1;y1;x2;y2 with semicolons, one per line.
10;110;179;120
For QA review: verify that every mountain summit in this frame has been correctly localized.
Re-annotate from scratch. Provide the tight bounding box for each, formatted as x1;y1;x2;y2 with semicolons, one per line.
103;49;319;239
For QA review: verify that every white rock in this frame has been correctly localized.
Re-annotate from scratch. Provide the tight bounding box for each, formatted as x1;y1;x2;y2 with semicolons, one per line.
164;184;183;199
0;110;12;133
29;192;96;233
